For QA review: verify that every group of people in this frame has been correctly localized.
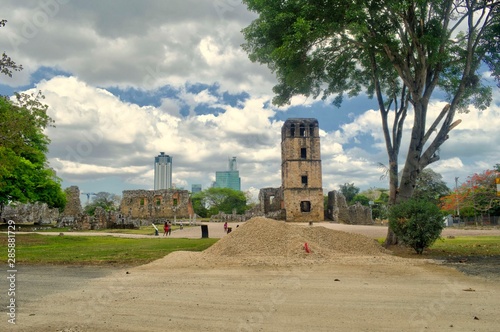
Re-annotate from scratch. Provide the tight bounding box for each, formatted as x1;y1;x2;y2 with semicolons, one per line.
224;222;238;234
152;220;183;237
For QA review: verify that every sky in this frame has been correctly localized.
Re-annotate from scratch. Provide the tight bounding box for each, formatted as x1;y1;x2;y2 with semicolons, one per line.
1;0;499;202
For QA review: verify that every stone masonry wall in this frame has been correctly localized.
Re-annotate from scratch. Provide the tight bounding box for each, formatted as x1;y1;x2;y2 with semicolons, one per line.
326;190;373;225
1;202;59;224
120;189;194;223
59;185;83;226
281;118;324;222
258;187;283;215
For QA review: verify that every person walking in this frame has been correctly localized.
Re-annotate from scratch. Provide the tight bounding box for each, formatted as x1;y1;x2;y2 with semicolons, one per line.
168;221;172;236
163;221;169;237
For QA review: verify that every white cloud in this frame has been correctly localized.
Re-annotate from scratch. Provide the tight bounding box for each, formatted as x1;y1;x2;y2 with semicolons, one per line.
2;0;499;198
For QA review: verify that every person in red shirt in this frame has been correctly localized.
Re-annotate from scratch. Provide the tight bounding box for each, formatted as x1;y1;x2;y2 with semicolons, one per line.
163;221;170;237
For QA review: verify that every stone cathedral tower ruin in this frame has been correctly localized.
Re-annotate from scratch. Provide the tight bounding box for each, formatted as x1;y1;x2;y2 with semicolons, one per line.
281;118;323;221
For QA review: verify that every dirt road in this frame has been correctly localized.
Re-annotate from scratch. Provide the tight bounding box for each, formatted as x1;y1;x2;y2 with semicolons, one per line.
3;221;500;332
4;253;500;332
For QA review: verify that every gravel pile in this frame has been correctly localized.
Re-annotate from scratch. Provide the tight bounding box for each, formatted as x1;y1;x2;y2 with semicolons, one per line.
202;217;389;265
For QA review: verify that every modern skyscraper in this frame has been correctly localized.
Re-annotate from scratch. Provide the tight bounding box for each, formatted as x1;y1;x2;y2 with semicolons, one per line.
154;152;172;190
214;157;241;191
191;184;202;194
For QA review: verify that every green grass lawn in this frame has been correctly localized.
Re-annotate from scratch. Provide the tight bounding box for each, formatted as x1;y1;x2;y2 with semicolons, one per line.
0;234;218;266
381;236;500;258
0;222;199;235
427;236;500;256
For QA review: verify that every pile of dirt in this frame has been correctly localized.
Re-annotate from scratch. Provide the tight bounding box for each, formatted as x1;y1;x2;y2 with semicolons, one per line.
201;217;389;265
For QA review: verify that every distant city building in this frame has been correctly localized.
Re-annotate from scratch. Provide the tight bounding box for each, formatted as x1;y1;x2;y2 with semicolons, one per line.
154;152;172;190
214;156;241;191
191;184;202;194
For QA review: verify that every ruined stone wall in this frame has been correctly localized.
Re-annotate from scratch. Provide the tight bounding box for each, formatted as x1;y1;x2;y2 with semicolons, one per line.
326;190;373;225
59;186;83;226
71;214;91;230
72;209;132;231
1;202;59;224
120;189;194;223
258;187;283;214
61;186;83;216
210;211;247;223
326;191;350;223
348;202;373;225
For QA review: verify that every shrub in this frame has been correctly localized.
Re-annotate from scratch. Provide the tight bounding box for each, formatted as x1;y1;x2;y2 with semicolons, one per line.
388;199;444;254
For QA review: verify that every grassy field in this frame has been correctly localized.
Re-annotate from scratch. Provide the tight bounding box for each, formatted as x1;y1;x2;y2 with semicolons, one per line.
427;236;500;256
0;222;200;235
383;236;500;258
0;234;217;266
0;223;188;234
2;223;499;265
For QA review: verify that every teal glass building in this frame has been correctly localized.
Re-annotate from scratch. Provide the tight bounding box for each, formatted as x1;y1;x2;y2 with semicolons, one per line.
214;157;241;191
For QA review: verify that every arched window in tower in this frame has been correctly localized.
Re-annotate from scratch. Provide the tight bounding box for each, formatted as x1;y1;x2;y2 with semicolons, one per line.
310;125;314;137
290;124;295;137
299;124;306;137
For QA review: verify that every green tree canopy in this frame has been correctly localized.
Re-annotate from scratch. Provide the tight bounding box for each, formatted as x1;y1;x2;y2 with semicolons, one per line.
192;187;248;217
83;192;121;216
413;168;450;204
351;194;370;206
339;183;360;203
0;93;65;211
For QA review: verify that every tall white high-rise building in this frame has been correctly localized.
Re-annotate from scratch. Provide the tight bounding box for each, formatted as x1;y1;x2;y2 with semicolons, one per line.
154;152;172;190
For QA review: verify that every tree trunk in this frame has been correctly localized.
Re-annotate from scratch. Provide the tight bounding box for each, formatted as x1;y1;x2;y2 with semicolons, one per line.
384;228;398;247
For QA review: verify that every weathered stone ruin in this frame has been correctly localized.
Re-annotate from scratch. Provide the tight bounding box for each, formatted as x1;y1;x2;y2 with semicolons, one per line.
256;187;285;220
1;202;59;224
72;207;121;230
281;118;324;222
210;211;247;223
119;189;194;225
326;190;350;223
58;185;83;227
326;190;373;225
56;186;126;230
348;202;373;225
253;119;324;222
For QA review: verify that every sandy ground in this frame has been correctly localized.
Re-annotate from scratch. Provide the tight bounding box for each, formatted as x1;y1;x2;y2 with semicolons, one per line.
3;222;500;332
